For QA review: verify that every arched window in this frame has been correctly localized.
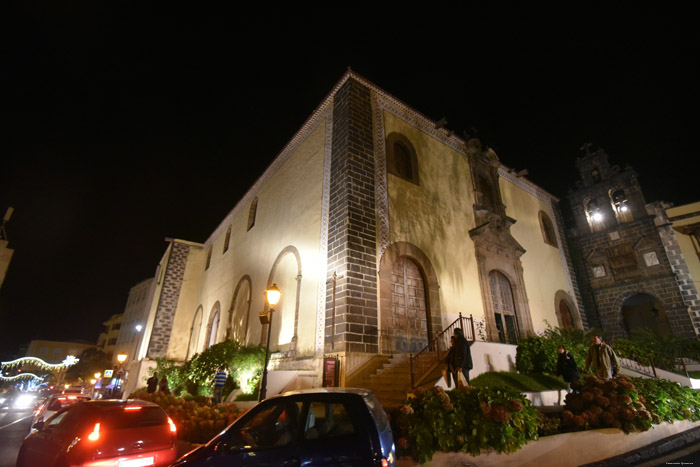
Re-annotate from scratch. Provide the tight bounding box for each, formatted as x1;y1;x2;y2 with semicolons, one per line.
585;198;605;232
223;225;231;253
247;197;258;231
205;246;212;270
538;211;558;247
386;133;419;185
206;302;221;348
610;188;633;223
489;271;519;344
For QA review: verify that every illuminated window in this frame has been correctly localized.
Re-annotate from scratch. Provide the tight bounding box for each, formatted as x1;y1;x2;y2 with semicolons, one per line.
586;199;605;232
610;188;633;223
592;265;606;278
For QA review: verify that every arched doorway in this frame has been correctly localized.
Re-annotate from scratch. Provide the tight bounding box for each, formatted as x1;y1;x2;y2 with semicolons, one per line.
227;275;252;344
391;256;429;353
489;271;519;344
558;301;574;330
621;293;671;336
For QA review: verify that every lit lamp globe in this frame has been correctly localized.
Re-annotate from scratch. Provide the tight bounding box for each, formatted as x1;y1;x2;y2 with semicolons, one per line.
259;284;281;325
94;372;101;379
116;353;127;364
266;284;281;307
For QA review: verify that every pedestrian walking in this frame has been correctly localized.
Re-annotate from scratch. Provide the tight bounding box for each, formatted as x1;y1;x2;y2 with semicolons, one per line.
212;365;227;404
556;345;579;392
451;328;473;387
146;372;158;393
584;335;619;380
159;375;170;394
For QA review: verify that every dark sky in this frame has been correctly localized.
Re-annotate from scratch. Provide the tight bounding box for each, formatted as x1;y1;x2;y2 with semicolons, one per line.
1;6;698;360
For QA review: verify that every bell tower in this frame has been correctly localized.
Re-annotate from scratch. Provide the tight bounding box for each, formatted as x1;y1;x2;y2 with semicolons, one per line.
567;144;698;339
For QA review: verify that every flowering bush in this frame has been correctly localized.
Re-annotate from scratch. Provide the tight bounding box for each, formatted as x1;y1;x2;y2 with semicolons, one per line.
391;386;539;463
561;375;653;433
131;390;242;444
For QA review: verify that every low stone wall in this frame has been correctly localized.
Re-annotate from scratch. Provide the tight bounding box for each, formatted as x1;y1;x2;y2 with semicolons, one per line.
396;420;700;467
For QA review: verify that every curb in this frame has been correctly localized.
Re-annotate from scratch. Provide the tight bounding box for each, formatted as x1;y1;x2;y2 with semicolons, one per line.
581;425;700;467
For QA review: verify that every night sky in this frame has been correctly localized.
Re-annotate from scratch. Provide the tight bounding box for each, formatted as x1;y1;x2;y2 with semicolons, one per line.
1;6;698;360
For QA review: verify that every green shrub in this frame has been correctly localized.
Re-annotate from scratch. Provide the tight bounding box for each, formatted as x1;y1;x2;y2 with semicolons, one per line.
633;377;700;424
395;386;539;463
516;325;594;375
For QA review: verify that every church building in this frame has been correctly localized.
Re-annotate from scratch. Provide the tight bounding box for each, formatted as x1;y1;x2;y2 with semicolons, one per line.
127;70;584;393
567;145;700;339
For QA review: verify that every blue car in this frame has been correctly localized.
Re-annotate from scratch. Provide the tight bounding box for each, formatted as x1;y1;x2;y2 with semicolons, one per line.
172;388;396;467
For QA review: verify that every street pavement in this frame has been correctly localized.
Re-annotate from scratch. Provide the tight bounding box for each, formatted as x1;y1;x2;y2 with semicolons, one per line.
0;407;33;467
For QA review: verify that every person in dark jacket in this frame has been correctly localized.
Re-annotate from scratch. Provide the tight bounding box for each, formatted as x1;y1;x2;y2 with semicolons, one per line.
159;375;170;394
450;328;473;387
556;345;579;392
146;372;158;394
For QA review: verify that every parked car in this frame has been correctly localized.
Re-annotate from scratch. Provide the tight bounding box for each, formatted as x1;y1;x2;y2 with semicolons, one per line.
172;387;395;467
30;393;91;435
17;399;177;467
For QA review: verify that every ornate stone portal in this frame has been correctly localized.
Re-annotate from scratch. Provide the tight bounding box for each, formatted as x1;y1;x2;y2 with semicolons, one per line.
466;138;534;343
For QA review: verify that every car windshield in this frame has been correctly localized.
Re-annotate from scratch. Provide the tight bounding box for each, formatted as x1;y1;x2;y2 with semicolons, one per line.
362;393;389;432
47;396;87;411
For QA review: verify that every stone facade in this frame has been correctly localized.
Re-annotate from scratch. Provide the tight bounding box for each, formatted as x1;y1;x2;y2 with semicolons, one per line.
567;145;698;339
325;78;379;353
147;241;190;358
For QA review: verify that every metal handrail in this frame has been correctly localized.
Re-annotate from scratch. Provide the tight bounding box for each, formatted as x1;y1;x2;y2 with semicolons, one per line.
410;313;475;388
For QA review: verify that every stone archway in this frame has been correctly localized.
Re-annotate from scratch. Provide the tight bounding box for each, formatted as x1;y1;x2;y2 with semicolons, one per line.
227;275;252;344
391;256;429;353
378;242;441;354
620;292;672;337
187;306;203;359
205;301;221;348
554;290;583;330
263;246;302;354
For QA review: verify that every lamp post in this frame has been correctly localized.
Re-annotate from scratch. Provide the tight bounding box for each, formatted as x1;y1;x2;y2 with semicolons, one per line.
258;284;281;401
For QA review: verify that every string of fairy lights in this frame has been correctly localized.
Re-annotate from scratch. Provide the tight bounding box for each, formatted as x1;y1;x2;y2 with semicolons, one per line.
0;355;79;382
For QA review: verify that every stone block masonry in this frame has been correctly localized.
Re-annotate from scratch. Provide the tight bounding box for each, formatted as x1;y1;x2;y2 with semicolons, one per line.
325;78;379;353
147;241;190;358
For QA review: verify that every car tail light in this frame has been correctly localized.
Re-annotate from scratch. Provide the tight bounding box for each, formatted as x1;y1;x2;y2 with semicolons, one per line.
67;396;77;400
124;406;142;411
381;459;389;467
167;417;177;433
88;423;101;441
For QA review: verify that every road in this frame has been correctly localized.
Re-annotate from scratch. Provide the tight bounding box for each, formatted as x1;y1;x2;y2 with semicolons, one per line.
0;407;32;467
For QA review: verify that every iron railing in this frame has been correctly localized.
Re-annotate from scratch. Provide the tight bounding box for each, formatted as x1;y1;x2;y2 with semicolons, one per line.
409;313;475;388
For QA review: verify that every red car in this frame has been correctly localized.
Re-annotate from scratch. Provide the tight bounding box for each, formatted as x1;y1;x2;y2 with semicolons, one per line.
17;399;177;467
31;394;92;435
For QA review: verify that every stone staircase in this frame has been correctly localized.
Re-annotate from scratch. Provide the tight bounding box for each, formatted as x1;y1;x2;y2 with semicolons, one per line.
354;354;413;408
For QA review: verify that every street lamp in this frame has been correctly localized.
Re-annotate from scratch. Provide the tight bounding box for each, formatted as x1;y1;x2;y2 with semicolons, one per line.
258;284;281;401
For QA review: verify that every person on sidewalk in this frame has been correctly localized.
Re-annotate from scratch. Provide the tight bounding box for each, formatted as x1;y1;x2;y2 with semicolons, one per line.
212;365;228;404
556;345;579;392
159;375;170;394
584;335;619;380
451;328;473;387
146;372;158;394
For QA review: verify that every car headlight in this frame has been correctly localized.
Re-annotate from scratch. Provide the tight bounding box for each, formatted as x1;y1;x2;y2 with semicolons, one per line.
14;395;36;408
